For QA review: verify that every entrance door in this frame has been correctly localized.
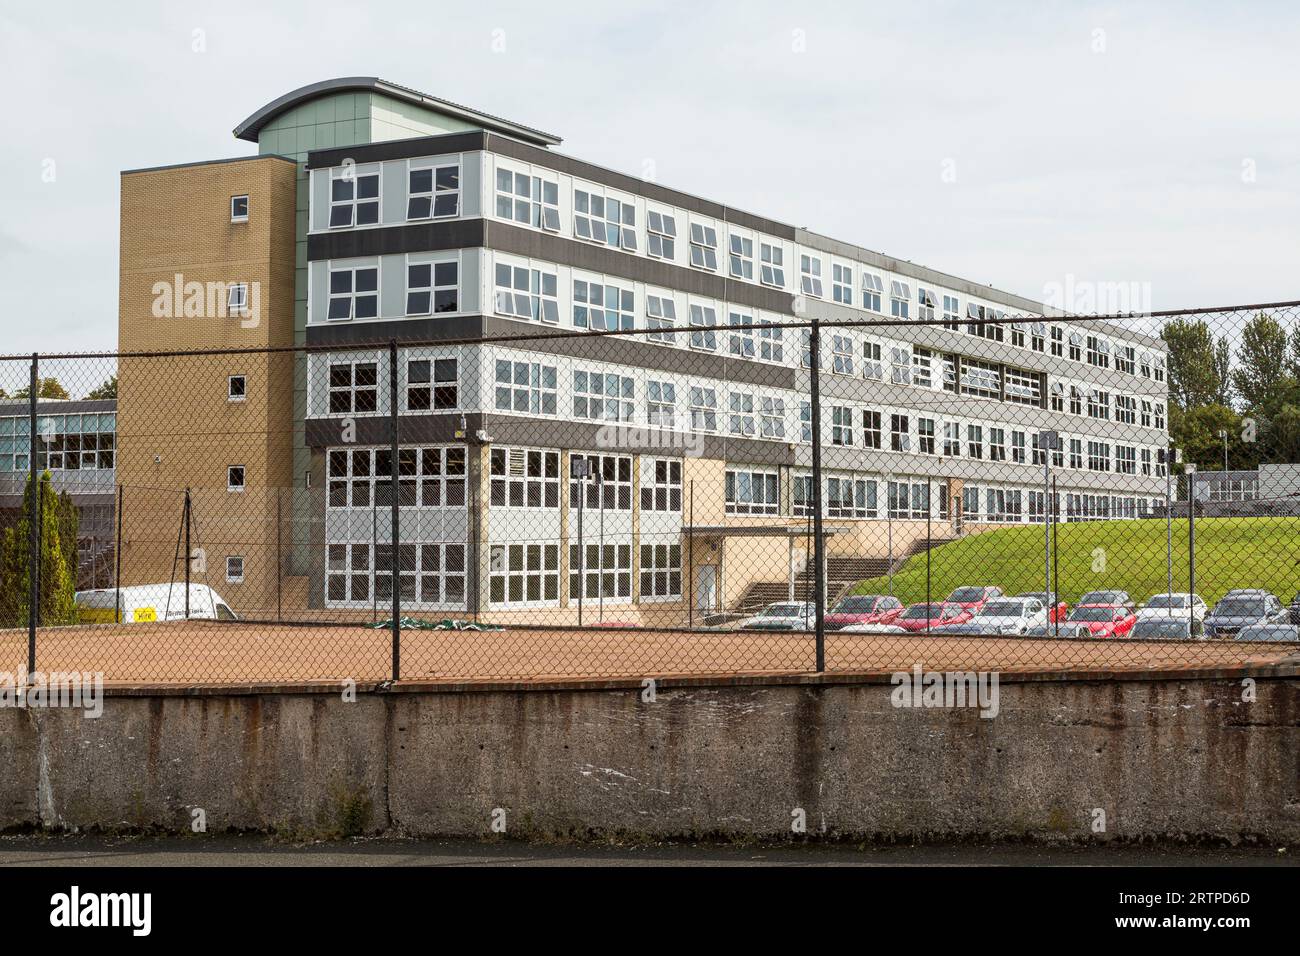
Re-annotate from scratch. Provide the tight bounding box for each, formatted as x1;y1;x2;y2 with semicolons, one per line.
696;565;717;612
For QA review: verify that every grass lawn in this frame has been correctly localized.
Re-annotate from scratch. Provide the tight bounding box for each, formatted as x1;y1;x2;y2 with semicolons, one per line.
849;516;1300;607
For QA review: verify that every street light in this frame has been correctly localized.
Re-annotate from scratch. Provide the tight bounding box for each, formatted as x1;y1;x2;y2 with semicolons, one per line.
1217;429;1228;472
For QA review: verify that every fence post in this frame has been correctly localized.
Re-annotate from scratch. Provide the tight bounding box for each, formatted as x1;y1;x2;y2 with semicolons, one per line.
1187;470;1196;619
808;318;826;671
183;487;191;619
27;353;38;676
389;339;401;681
114;483;123;624
686;479;694;629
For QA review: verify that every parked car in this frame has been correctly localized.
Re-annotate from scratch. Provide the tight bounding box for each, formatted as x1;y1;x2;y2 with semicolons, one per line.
1204;592;1283;639
75;583;238;623
891;602;973;633
1136;592;1208;623
1052;603;1137;639
1078;589;1133;609
1234;622;1300;642
1016;591;1069;622
944;586;1004;614
1285;592;1300;624
1130;617;1204;640
939;597;1049;636
736;602;816;631
823;595;905;631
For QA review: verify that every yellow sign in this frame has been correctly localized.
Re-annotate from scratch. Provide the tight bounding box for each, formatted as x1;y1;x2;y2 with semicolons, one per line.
133;606;157;623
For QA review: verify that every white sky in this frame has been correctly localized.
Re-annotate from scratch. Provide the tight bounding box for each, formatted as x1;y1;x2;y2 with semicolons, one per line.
2;0;1298;364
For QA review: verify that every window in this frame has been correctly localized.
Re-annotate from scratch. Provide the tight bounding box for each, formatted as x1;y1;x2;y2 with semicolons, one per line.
640;544;682;599
640;459;682;512
329;169;379;228
1031;432;1046;466
918;418;936;454
645;294;677;344
494;263;559;324
1087;389;1110;420
1050;381;1065;412
1011;430;1026;464
1004;367;1040;406
1051;325;1065;357
688;386;718;431
1086;335;1109;368
862;272;884;312
861;409;881;449
1117;445;1136;474
1030;321;1046;352
1141;399;1153;427
646;209;678;259
831;334;855;375
832;263;852;304
1069;439;1083;470
490;448;560;509
573;370;634;422
1115;395;1136;425
1009;323;1026;348
407;164;459;220
574;188;636;251
827;477;878;518
917;287;937;321
890;280;911;318
570;453;633;511
495;168;559;230
688;302;718;350
759;242;785;287
225;556;244;583
227;283;249;315
725;469;778;515
831;406;854;446
800;255;823;297
489;542;559;606
889;480;930;520
967;424;983;459
729;392;756;437
406;261;458;315
800;402;812;443
862;340;883;380
890;414;910;452
727;311;756;359
688;222;719;270
573;279;634;331
912;348;933;388
646;380;676;428
328;361;378;414
1154;356;1166;383
328;447;467;509
570;542;631;601
1070;385;1083;416
942;295;961;331
1140;353;1152;379
960;360;1000;399
227;465;245;492
760;396;786;439
1117;345;1136;375
989;427;1006;462
1068;331;1083;362
406;358;458;411
1155;403;1165;429
890;345;911;385
228;375;246;402
758;319;784;362
1087;441;1111;472
728;234;753;279
230;195;249;223
327;265;378;321
494;360;558;415
943;422;962;457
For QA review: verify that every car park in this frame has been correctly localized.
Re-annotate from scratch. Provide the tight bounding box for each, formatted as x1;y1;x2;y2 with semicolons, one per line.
938;597;1049;636
1016;591;1068;622
944;586;1004;615
1203;592;1283;639
736;602;816;631
1129;617;1204;640
1136;592;1208;623
823;595;905;631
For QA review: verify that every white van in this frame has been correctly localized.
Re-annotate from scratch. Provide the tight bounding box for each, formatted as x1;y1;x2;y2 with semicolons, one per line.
75;584;238;624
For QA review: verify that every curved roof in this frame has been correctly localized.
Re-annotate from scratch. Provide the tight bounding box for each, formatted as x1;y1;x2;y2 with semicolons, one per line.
233;76;561;147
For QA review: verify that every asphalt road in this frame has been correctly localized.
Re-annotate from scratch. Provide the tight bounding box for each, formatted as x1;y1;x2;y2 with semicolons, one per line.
0;834;1292;866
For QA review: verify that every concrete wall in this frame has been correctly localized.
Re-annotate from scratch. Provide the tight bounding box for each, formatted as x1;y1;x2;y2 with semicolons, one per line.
2;673;1295;841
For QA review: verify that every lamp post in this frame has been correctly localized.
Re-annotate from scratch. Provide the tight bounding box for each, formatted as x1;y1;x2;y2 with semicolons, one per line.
1217;429;1228;472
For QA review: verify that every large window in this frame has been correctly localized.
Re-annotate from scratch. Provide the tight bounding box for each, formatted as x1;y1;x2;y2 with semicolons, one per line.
831;406;854;446
759;242;785;287
639;544;682;599
862;272;884;312
688;222;719;270
406;358;458;411
328;361;378;414
27;413;115;471
405;261;458;315
647;209;677;259
688;303;718;351
832;263;852;304
640;459;683;512
329;169;379;228
890;280;911;318
645;294;677;344
890;414;910;452
573;279;634;331
729;392;756;437
760;396;786;439
574;188;636;251
494;360;558;415
725;469;779;515
861;409;881;449
889;480;930;519
407;164;459;220
327;265;378;321
327;447;467;509
570;542;632;601
827;477;878;518
646;380;676;428
495;168;559;230
490;542;559;605
573;369;635;422
728;234;754;280
831;335;855;375
490;447;560;509
570;453;633;511
800;254;823;297
688;386;718;431
494;263;559;324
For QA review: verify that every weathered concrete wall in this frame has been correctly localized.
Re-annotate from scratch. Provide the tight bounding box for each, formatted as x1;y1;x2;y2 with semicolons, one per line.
1;674;1296;841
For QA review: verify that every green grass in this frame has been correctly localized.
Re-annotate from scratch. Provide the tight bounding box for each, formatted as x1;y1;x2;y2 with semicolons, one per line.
849;517;1300;608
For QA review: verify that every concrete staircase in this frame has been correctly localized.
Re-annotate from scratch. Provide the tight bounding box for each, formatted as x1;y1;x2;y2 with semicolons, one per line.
736;556;890;612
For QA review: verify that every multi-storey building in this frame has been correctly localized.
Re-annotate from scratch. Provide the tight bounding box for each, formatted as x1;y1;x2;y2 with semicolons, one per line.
119;77;1170;622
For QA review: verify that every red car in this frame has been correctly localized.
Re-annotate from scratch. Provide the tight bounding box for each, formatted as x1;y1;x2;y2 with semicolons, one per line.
944;586;1004;615
893;602;974;633
823;595;905;631
1061;603;1137;638
1016;592;1069;623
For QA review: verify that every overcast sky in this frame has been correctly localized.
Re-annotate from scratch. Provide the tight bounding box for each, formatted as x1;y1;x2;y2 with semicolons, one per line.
2;0;1298;366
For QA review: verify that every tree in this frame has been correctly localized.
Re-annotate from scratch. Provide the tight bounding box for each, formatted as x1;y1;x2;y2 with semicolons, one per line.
0;472;79;628
85;375;117;400
1162;318;1223;411
1213;336;1233;407
1231;312;1289;411
1169;403;1258;473
12;377;71;401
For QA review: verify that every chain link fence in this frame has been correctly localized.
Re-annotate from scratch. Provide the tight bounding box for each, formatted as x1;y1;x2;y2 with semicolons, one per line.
2;302;1298;683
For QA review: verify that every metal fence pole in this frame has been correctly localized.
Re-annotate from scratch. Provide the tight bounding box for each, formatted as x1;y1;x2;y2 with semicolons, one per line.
183;487;191;620
114;483;123;624
27;353;38;676
1187;470;1196;614
808;317;826;671
389;339;401;681
276;489;282;623
686;479;694;629
1052;475;1060;639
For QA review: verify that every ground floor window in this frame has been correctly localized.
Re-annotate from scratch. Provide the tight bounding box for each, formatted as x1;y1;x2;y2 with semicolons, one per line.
490;542;559;605
327;541;466;608
639;543;682;599
569;541;632;601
